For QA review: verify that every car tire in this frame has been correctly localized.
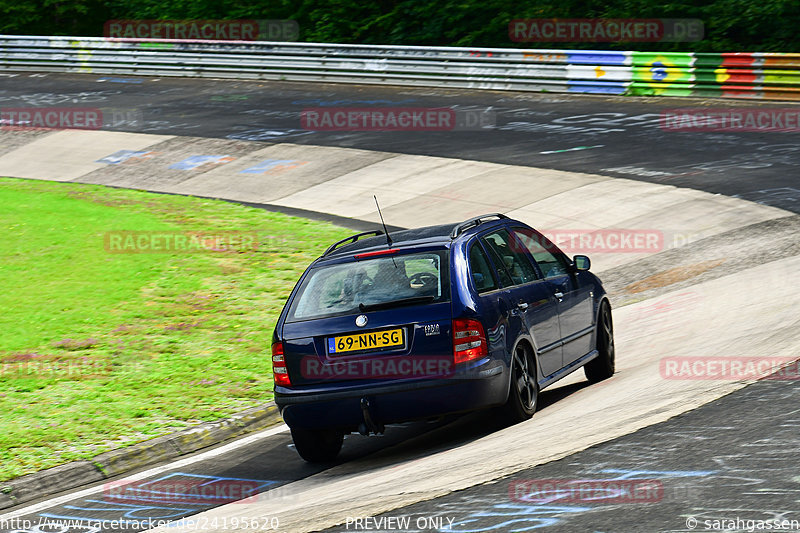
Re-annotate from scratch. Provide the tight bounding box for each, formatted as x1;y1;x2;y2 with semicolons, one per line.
290;428;344;463
503;343;539;423
584;300;615;383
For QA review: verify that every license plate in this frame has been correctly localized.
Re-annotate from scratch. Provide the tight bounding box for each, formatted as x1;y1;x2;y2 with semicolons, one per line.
327;328;404;355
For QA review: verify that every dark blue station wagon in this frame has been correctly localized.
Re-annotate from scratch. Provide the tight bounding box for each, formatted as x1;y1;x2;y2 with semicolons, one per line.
273;214;614;462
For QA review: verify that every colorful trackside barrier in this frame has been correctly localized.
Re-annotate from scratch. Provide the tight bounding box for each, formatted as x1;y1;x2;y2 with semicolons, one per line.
0;36;798;100
630;52;800;100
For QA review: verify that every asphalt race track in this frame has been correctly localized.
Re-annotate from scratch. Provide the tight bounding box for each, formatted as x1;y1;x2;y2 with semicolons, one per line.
0;73;799;212
0;393;598;533
325;371;800;533
1;72;799;533
0;418;488;533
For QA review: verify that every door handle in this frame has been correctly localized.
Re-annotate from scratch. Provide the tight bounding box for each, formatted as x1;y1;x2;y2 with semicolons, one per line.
554;292;564;300
517;302;529;310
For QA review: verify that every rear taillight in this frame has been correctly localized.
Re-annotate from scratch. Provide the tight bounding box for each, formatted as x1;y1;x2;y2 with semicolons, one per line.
272;342;291;387
453;318;488;364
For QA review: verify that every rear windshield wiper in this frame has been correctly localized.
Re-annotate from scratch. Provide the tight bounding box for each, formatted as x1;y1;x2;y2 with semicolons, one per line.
359;296;435;312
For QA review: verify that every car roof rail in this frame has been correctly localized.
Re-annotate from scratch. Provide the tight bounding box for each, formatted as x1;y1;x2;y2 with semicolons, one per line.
322;230;385;257
450;213;508;239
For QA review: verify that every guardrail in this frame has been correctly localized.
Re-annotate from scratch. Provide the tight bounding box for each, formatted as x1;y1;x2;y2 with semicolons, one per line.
1;35;799;100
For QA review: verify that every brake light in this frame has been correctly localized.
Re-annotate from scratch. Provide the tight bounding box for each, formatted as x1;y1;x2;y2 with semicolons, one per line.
453;318;488;364
271;342;291;387
354;248;398;259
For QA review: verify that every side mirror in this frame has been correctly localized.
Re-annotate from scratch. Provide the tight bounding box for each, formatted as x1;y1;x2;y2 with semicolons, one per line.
573;255;591;271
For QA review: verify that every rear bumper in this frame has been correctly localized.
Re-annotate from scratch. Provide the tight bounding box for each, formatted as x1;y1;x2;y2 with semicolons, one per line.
275;362;507;431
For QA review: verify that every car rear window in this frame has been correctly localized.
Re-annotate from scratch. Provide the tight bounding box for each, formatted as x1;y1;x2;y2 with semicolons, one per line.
286;250;450;321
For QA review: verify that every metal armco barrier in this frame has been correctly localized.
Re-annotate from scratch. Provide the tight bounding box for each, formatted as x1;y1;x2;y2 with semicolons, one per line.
1;35;799;100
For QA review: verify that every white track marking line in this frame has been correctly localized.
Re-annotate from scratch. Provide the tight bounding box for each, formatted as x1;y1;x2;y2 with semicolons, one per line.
0;424;289;520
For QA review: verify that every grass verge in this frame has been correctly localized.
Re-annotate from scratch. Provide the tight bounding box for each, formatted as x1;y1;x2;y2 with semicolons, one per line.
0;177;351;481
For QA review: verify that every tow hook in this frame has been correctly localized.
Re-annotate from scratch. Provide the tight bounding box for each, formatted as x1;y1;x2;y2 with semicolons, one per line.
358;397;385;435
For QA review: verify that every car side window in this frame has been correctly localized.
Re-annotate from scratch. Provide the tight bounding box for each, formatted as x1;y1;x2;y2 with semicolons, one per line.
480;229;538;286
468;242;498;293
513;228;570;279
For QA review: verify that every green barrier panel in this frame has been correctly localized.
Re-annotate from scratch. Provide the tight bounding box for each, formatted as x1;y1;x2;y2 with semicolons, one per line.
693;54;726;69
630;52;694;94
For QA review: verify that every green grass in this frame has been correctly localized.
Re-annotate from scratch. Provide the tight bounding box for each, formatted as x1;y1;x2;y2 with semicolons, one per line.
0;177;351;481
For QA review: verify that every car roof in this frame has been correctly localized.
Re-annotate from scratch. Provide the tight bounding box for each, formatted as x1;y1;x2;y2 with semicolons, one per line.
325;223;455;258
320;214;515;262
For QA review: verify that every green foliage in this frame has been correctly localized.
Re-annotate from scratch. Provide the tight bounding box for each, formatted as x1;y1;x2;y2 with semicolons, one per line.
0;0;797;52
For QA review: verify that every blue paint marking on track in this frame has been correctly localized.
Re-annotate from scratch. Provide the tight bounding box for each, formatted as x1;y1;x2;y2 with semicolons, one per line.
446;503;592;532
96;150;150;164
599;469;716;479
169;156;232;170
34;472;278;529
401;470;718;532
240;159;303;174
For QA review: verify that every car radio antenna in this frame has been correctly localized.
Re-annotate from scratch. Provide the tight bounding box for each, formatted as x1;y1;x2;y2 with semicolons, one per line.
374;195;397;268
374;195;393;248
